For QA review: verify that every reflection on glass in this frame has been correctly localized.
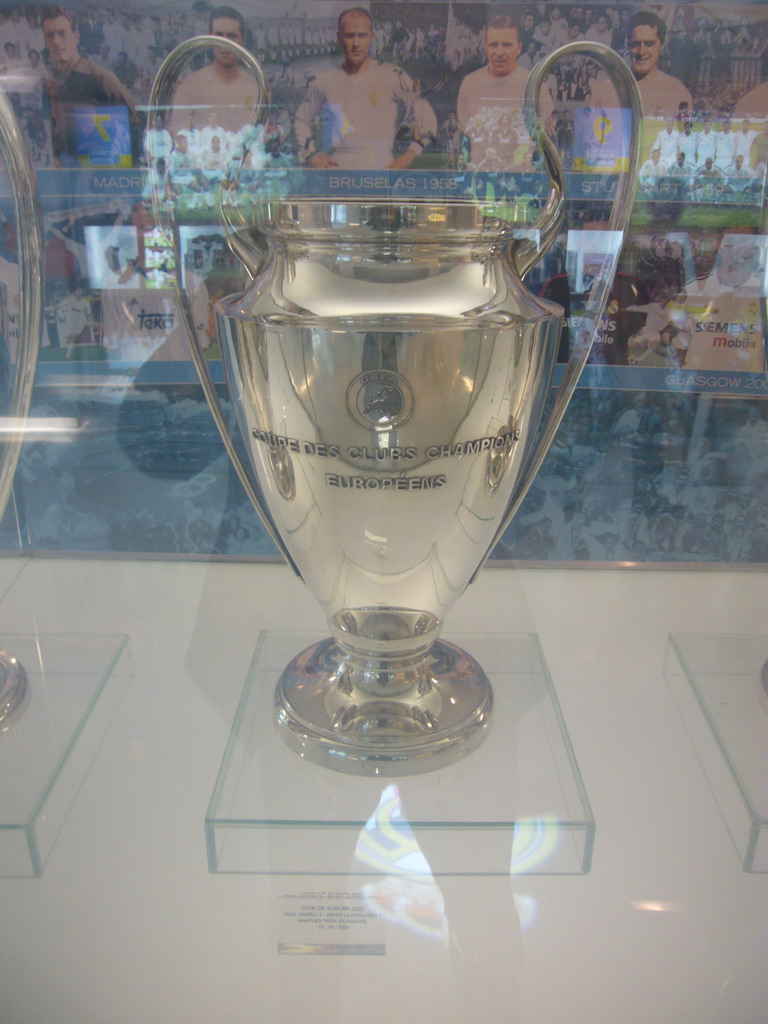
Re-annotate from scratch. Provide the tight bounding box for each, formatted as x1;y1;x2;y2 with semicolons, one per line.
355;783;449;946
630;900;685;912
512;892;539;931
510;816;564;874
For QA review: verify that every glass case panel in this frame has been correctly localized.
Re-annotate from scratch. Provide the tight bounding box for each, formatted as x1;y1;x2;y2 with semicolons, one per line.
0;632;131;876
666;632;768;872
206;631;594;876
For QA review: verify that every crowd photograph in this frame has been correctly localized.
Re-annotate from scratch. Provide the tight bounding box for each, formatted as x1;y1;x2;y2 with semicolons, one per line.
0;1;766;565
1;1;767;364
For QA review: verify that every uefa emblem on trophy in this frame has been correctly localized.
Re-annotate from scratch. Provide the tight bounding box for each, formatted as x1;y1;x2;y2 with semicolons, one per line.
150;32;641;775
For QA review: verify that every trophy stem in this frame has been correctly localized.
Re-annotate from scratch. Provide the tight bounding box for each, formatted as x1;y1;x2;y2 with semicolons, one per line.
274;636;492;776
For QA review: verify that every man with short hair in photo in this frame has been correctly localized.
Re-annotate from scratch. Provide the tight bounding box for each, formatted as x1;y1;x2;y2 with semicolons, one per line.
41;3;142;165
169;5;262;138
457;13;536;171
625;10;692;117
294;6;434;170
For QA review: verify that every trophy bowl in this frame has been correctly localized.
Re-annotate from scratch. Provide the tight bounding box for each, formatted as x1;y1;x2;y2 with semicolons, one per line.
150;39;641;775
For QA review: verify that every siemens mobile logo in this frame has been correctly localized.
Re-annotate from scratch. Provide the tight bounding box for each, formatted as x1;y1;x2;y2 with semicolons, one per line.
695;321;759;335
695;320;759;350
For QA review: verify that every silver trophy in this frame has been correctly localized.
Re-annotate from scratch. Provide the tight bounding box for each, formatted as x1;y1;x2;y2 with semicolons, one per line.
0;89;43;726
150;40;641;775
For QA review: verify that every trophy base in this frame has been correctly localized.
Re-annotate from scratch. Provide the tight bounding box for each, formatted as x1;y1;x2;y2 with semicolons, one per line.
274;637;492;776
0;650;27;729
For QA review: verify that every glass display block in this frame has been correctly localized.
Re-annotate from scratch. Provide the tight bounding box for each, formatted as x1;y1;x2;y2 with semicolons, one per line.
665;633;768;873
206;632;594;877
0;634;131;877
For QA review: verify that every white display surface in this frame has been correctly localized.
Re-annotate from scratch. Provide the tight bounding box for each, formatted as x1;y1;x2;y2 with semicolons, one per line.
0;557;766;1024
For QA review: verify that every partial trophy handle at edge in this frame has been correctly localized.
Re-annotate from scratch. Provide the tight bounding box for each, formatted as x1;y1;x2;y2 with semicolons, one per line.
0;87;44;724
0;88;43;514
148;37;304;577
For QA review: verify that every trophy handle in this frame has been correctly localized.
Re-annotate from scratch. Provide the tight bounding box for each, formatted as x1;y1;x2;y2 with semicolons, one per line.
478;42;643;572
0;89;43;722
512;113;566;281
0;89;43;518
149;39;302;576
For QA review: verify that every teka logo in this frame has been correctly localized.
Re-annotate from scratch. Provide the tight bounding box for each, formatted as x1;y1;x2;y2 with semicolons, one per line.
137;309;175;330
346;369;414;430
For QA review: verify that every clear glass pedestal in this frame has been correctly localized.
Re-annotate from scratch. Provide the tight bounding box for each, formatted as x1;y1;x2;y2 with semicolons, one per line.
666;633;768;873
0;633;131;876
206;631;594;876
